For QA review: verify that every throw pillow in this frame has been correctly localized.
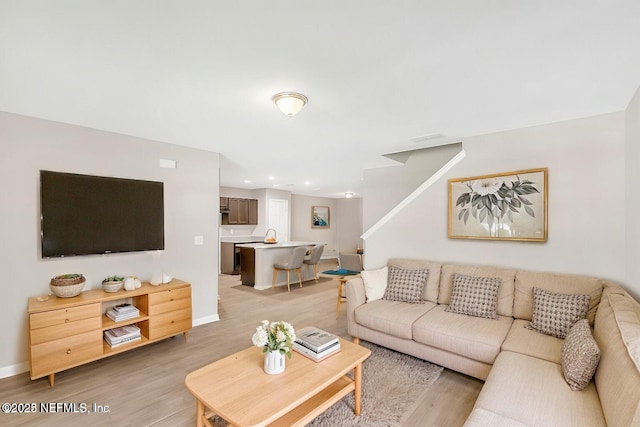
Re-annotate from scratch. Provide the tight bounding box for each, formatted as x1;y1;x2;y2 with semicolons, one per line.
361;266;389;302
445;274;501;319
561;319;601;391
527;287;590;338
382;266;428;304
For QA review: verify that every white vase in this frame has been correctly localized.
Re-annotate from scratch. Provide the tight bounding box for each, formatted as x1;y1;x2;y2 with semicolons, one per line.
264;350;285;375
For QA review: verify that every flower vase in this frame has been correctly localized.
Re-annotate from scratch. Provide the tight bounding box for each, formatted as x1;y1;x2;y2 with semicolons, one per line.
264;350;285;375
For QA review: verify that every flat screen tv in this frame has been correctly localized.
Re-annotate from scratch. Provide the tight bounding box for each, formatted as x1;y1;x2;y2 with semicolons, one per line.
40;170;165;258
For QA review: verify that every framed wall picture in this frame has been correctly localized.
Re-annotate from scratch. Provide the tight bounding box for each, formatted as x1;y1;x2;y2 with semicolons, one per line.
311;206;330;229
448;168;547;242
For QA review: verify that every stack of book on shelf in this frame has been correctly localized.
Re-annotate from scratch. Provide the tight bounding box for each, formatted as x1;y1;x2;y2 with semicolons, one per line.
106;304;140;322
293;326;341;362
104;325;141;348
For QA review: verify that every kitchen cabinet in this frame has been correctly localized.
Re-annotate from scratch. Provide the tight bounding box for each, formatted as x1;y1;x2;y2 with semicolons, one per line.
220;197;229;211
221;198;258;225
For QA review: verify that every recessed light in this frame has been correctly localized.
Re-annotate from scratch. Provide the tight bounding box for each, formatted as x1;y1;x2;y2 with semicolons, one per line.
305;181;311;186
244;180;252;184
273;184;280;187
268;176;275;181
410;133;445;143
345;192;354;198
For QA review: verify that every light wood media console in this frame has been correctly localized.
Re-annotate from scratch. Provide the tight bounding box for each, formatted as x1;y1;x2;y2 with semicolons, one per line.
28;279;192;386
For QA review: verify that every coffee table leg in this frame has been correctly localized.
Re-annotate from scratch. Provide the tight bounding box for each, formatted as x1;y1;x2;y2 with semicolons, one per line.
195;398;205;427
354;362;363;416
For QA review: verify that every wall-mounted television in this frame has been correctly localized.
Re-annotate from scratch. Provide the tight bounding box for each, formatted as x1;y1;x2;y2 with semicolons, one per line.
40;170;165;258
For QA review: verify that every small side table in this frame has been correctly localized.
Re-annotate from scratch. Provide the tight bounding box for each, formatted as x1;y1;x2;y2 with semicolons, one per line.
320;270;360;317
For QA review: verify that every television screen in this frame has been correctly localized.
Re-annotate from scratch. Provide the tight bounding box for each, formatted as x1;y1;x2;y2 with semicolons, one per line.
40;170;165;257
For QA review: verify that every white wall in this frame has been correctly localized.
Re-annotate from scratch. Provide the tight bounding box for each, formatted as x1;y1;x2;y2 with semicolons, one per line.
0;112;220;377
336;197;363;253
625;87;640;299
364;112;631;295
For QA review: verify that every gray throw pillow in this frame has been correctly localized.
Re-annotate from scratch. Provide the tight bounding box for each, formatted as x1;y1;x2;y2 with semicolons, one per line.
561;319;600;391
527;287;590;338
382;266;428;304
445;274;501;319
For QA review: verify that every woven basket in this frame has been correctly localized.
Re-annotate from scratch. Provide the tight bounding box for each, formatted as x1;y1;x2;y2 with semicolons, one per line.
50;274;85;287
50;280;85;298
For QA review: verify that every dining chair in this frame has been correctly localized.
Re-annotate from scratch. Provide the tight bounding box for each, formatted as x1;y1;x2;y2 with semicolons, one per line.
272;246;308;291
303;244;325;282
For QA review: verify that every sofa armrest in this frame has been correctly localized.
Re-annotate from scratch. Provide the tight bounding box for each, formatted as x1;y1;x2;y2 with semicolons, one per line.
345;277;366;338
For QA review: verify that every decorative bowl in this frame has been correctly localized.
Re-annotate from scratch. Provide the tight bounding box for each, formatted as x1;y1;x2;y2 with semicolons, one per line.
50;274;86;298
102;280;124;293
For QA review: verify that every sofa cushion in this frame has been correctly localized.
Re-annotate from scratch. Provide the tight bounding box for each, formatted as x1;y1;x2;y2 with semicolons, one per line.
471;351;606;427
361;266;388;302
561;319;600;391
440;264;516;317
382;266;428;303
354;299;436;340
594;288;640;427
446;274;501;319
527;287;590;338
464;408;529;427
514;270;602;324
388;258;441;302
501;319;563;364
412;305;513;364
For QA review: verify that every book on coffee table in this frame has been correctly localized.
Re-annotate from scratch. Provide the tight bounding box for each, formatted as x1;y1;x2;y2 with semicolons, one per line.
295;326;339;353
293;340;341;362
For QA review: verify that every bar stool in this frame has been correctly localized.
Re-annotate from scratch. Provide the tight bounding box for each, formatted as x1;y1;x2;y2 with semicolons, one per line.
272;246;308;291
303;245;324;282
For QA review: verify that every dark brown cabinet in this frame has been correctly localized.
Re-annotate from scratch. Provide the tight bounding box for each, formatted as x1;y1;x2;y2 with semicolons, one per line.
221;198;258;225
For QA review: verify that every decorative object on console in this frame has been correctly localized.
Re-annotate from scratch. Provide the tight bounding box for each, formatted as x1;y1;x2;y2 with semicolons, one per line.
251;320;296;375
150;274;162;286
311;206;330;228
448;168;548;242
49;273;85;298
123;276;142;291
162;273;173;284
102;275;124;293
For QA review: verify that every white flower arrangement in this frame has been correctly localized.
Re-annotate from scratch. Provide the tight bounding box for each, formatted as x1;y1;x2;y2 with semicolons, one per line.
252;320;296;358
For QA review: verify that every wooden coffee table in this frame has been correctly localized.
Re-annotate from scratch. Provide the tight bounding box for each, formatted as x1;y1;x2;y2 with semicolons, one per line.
185;338;371;427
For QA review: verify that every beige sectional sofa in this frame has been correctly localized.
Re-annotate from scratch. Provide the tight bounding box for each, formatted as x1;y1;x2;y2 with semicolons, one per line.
345;258;640;426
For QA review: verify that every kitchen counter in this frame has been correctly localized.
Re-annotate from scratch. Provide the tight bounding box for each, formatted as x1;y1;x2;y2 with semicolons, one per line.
236;241;320;290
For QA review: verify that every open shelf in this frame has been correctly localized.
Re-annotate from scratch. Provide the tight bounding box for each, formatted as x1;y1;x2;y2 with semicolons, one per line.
101;312;149;330
102;335;150;355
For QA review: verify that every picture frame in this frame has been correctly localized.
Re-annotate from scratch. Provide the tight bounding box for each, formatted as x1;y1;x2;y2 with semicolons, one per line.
311;206;330;229
448;168;547;242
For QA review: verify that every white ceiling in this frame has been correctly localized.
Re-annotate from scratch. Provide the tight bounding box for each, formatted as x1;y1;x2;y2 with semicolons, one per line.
1;1;639;198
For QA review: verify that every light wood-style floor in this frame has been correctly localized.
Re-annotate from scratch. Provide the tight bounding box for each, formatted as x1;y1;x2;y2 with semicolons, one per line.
0;260;482;426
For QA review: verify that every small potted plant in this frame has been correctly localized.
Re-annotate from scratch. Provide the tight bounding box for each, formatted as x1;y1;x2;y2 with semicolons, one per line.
102;275;124;293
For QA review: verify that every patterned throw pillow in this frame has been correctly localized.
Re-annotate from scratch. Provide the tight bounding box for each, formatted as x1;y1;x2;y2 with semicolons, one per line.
561;319;601;391
527;287;590;338
382;266;428;303
445;274;501;319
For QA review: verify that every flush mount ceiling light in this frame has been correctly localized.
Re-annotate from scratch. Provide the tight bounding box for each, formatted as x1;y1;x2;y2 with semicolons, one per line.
272;92;308;116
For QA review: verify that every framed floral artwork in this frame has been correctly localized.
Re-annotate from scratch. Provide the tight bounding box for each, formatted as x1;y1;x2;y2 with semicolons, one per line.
448;168;547;242
311;206;330;229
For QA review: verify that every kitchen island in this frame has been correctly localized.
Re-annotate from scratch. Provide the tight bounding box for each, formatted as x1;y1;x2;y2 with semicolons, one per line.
236;241;320;290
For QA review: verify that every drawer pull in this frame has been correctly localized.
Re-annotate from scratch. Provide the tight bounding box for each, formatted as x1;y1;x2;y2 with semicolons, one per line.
170;298;174;302
171;320;175;324
65;319;70;323
66;349;71;355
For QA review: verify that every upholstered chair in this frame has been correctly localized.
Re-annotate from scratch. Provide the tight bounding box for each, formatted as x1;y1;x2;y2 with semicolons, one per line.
338;252;363;272
272;246;308;291
303;244;325;282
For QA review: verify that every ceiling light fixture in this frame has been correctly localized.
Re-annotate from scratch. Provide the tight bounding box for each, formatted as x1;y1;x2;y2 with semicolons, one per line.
272;92;308;116
345;192;354;198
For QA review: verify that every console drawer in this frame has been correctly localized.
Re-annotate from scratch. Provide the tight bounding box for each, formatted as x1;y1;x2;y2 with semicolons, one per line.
148;287;191;315
30;316;101;345
149;308;192;339
30;330;103;379
30;303;101;329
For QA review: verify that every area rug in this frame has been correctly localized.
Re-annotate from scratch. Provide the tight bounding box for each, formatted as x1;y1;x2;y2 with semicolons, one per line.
209;341;443;427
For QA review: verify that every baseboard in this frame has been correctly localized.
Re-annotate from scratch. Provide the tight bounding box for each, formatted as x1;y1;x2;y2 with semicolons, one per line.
193;314;220;327
1;315;221;380
0;361;29;379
